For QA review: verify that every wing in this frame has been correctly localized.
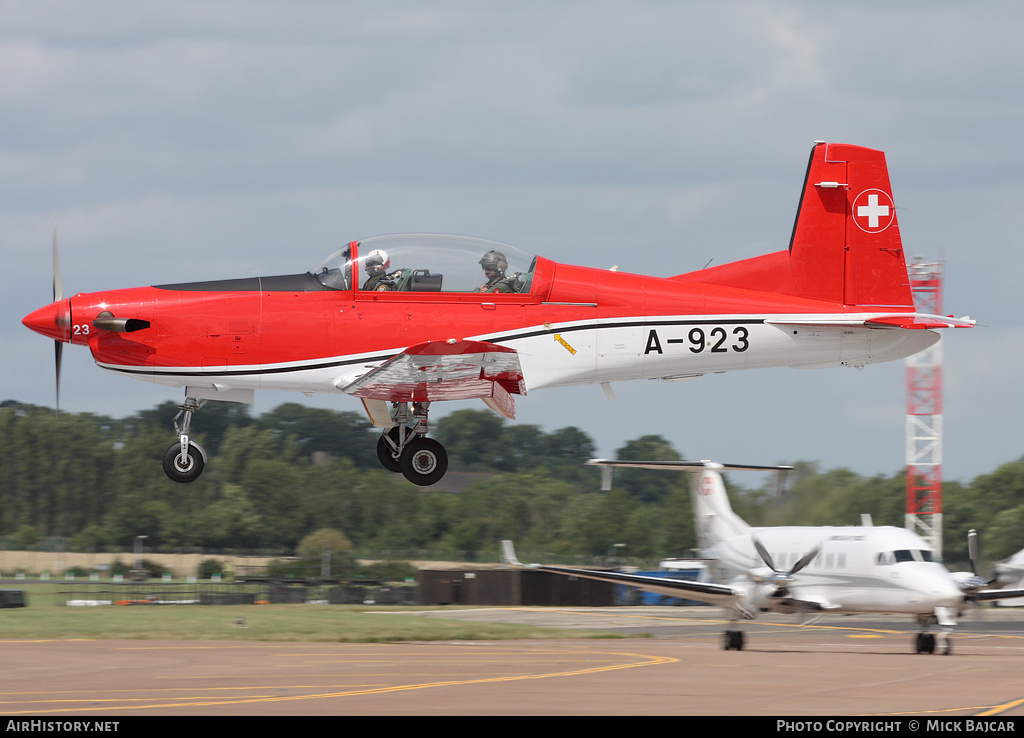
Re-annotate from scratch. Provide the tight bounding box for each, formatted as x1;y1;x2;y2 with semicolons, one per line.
499;541;736;606
535;563;737;605
969;587;1024;603
341;339;525;421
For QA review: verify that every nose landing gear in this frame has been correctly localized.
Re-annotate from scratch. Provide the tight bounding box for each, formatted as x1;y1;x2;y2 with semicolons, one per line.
162;397;208;483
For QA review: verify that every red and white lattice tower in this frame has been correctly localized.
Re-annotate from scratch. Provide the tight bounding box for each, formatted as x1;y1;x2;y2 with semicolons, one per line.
905;258;944;552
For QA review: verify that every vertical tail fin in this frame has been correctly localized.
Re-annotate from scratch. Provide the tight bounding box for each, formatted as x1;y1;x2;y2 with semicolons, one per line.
691;464;751;552
584;459;791;556
675;142;915;310
789;142;913;308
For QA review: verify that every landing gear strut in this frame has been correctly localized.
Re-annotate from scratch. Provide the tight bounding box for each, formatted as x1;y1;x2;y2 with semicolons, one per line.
375;401;448;486
162;397;208;483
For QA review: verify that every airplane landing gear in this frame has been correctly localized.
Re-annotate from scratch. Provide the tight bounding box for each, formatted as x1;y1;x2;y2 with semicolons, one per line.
376;425;414;473
914;631;950;655
162;441;205;483
913;613;953;655
723;629;745;651
162;397;208;484
376;401;448;486
400;437;448;486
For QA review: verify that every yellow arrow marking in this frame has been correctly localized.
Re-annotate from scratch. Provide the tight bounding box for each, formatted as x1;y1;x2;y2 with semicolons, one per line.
554;334;576;355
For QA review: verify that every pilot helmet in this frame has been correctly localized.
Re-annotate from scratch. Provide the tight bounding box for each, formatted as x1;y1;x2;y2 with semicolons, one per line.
479;250;507;277
364;249;390;276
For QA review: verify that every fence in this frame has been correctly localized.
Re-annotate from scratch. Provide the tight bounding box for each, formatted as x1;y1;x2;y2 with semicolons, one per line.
55;581;418;606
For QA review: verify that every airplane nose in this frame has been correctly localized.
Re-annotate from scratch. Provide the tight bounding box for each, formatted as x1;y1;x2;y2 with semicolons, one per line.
22;300;71;342
927;577;966;609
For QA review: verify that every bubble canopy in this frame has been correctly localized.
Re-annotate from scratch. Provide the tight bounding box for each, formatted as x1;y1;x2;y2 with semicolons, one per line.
310;234;537;293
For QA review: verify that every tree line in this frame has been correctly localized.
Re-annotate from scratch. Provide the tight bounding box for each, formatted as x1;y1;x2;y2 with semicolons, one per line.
1;399;1022;570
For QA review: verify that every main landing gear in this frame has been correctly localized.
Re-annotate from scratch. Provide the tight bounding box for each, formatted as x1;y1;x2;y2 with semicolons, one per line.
162;397;208;484
375;401;448;486
723;629;745;651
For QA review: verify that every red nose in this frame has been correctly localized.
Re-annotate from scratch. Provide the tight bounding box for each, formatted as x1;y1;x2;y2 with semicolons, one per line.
23;300;71;342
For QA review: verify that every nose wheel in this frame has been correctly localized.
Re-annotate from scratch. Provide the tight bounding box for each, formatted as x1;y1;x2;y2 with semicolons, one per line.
162;440;206;483
161;397;208;483
914;631;952;655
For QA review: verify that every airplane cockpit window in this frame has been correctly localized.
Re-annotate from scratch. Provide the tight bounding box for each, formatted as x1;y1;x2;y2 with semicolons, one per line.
877;549;936;565
310;234;537;294
311;243;355;290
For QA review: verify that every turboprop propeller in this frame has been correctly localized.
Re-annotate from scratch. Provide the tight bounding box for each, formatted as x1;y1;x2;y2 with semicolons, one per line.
749;537;821;589
952;528;997;595
51;227;65;415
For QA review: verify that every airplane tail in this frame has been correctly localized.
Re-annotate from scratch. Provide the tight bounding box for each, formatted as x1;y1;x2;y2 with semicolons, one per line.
676;142;916;310
690;464;752;553
585;459;787;554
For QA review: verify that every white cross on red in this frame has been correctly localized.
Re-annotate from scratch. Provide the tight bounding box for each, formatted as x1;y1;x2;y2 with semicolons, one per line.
857;193;890;228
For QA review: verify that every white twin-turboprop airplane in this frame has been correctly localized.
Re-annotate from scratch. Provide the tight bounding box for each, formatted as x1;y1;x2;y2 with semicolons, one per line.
502;461;1024;654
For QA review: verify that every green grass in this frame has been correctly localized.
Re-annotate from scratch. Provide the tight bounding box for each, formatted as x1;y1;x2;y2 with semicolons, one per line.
0;585;627;642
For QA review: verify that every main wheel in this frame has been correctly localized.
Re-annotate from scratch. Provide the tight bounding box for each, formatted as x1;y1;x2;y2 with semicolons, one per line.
399;438;448;486
723;630;744;650
915;632;936;654
376;426;412;473
162;441;205;483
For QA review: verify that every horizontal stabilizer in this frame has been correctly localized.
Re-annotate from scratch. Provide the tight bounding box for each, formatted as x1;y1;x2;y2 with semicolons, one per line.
585;459;794;473
766;313;975;330
863;315;975;330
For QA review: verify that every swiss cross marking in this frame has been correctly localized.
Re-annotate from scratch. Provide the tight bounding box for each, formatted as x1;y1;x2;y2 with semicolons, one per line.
858;195;888;227
852;189;895;233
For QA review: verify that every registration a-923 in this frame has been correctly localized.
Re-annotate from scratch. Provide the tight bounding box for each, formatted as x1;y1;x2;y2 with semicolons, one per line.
644;326;751;355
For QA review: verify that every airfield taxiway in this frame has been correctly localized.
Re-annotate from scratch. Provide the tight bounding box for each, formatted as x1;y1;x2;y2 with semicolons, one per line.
3;606;1024;716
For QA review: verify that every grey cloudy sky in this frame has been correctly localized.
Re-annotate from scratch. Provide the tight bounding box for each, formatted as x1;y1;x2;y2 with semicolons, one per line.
3;1;1022;482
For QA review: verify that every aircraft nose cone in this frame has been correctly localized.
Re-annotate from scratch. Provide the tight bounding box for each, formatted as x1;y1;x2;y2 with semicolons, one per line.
928;577;966;609
23;300;71;342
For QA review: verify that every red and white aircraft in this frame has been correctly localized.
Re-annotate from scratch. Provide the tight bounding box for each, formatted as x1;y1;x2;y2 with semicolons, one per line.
22;142;973;485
